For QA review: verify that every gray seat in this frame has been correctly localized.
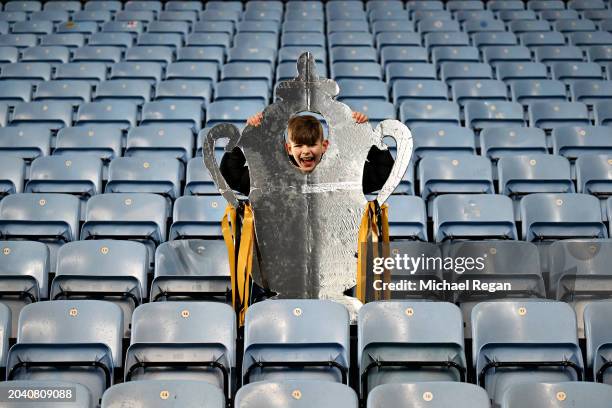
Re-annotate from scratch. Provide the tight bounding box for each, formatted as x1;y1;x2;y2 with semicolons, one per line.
101;380;224;408
126;125;194;163
411;126;475;160
170;195;225;239
576;154;612;197
150;240;231;303
236;380;358;408
125;302;236;398
243;300;350;385
0;380;93;408
501;381;612;408
585;301;612;384
184;157;217;195
55;126;123;163
26;155;103;199
6;300;123;408
552;126;612;162
358;301;466;398
472;300;583;406
481;127;548;162
76;101;138;130
106;157;183;201
0;125;51;162
529;102;590;130
386;195;428;241
367;382;490;408
0;156;25;197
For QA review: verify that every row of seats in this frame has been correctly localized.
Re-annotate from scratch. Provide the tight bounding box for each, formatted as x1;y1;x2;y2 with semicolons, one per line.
3;299;612;406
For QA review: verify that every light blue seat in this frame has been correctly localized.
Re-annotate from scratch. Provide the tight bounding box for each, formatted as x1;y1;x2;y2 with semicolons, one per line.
6;300;122;407
372;20;414;36
165;61;218;84
199;9;240;24
0;62;51;86
368;382;489;408
76;101;137;130
11;101;72;131
502;382;612;408
54;62;107;86
472;31;518;48
465;101;525;129
0;380;92;407
147;20;190;37
332;62;383;81
576;154;612;196
521;31;566;48
45;1;81;12
215;80;268;104
283;20;324;33
407;1;444;16
585;301;612;384
556;18;598;33
94;79;152;106
418;18;460;34
552;62;604;85
540;9;580;20
521;193;608;241
331;47;377;64
0;240;47;338
433;194;517;241
358;301;466;398
0;80;31;104
141;100;204;132
0;33;36;48
177;46;224;66
55;126;122;163
529;101;590;129
571;80;612;107
26;155;103;199
411;126;475;160
497;62;548;84
41;33;86;48
102;20;145;38
228;46;276;66
185;157;217;195
114;10;155;23
158;10;198;24
206;100;266;128
463;18;505;34
20;45;70;65
125;302;236;397
0;156;25;196
236;381;357;408
338;80;388;102
480;127;548;161
88;32;134;49
400;100;460;127
243;300;349;384
0;10;26;22
569;31;612;48
170;195;225;239
125;46;174;67
0;46;18;65
11;20;53;35
440;62;493;84
110;61;163;84
30;9;69;22
377;32;421;51
569;0;607;10
511;79;567;106
221;62;273;89
57;20;97;35
150;239;231;302
386;195;428;241
238;20;280;34
0;125;51;161
166;1;203;11
278;46;326;64
594;100;612;125
509;19;551;34
393;80;448;104
106;157;183;201
191;21;233;36
483;45;532;67
432;46;480;67
535;46;584;67
126;125;194;163
34;80;91;106
124;0;161;14
452;80;508;107
72;46;122;66
281;32;324;48
472;300;583;406
381;46;428;67
499;154;574;200
102;380;224;408
424;32;470;49
342;100;395;126
386;63;437;85
73;10;112;23
137;32;182;51
553;126;612;161
84;0;122;12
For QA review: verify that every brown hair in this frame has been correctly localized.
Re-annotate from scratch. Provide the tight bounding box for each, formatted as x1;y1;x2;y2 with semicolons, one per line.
287;115;324;145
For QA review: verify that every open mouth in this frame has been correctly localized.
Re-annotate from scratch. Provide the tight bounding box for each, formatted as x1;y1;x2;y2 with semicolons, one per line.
299;157;315;167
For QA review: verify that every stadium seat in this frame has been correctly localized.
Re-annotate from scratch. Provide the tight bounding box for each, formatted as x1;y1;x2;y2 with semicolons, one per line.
372;20;414;36
367;382;489;408
0;33;36;48
499;154;574;200
392;80;448;104
472;300;583;406
184;157;217;195
125;0;161;14
594;101;612;125
221;62;273;89
206;100;266;128
452;80;508;107
419;155;494;206
158;10;198;24
556;19;598;33
215;80;269;104
34;80;91;106
166;1;203;11
483;46;532;67
569;0;607;11
386;195;428;241
529;102;590;129
102;380;225;408
488;0;524;12
472;32;518;48
141;100;204;132
54;62;107;86
424;32;470;50
584;301;612;384
377;32;421;51
331;47;377;64
481;127;549;161
20;45;70;66
106;157;182;201
501;381;612;408
509;19;551;34
170;195;224;239
0;62;51;87
433;194;518;241
125;302;236;397
137;32;182;51
540;9;580;20
496;62;548;83
94;79;152;106
465;101;525;129
238;20;281;35
150;239;230;302
10;101;72;131
40;32;86;48
156;79;212;104
125;46;174;67
276;60;328;81
72;46;122;66
386;63;437;85
440;62;493;84
552;62;604;85
332;62;383;81
0;125;51;161
432;46;480;67
115;10;154;23
236;380;357;408
279;46;326;64
400;101;461;127
126;125;193;163
511;79;567;106
102;20;144;38
0;156;24;197
552;126;612;161
569;31;612;48
73;10;112;23
147;20;190;37
243;299;349;385
463;18;505;34
109;61;163;84
342;100;395;126
501;10;539;21
26;155;103;201
0;46;18;66
534;46;585;66
84;0;121;12
571;80;612;107
54;126;123;163
576;154;612;197
76;101;138;130
228;46;277;66
381;46;428;67
521;31;567;48
411;126;475;160
521;193;608;241
418;18;460;34
6;300;122;407
358;301;466;397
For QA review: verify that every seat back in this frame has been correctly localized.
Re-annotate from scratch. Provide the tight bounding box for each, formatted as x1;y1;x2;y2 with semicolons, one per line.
367;382;490;408
236;381;358;408
102;380;225;408
501;381;612;408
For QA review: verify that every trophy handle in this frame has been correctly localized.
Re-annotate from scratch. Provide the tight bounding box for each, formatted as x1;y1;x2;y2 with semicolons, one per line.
202;123;242;208
372;119;413;206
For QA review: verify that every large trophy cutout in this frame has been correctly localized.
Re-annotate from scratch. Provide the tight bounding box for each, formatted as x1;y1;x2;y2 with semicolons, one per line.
203;53;412;314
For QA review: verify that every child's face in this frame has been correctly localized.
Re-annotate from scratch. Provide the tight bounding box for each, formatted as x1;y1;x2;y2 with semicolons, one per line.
285;136;329;173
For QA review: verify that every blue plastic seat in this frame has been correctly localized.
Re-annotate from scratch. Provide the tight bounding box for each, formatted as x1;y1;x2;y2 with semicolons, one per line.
433;194;517;241
147;20;189;37
94;79;152;106
358;301;466;397
411;126;476;160
463;18;506;34
386;63;437;85
331;47;377;64
55;62;107;86
472;300;583;406
88;32;134;49
141;100;203;131
238;20;281;35
184;157;217;195
11;20;53;35
418;18;460;34
571;80;612;107
0;62;51;86
206;100;266;128
55;126;122;163
488;0;524;11
569;31;612;48
30;9;69;22
72;46;122;66
102;21;145;38
499;61;550;85
0;46;18;65
569;0;607;10
0;125;51;161
57;20;98;35
41;33;86;48
393;80;448;104
337;79;388;102
278;46;326;64
221;62;273;89
0;33;36;48
243;299;349;384
0;80;32;104
0;156;25;196
481;127;548;161
534;46;585;67
73;10;112;23
114;10;155;23
432;46;480;67
509;19;551;34
552;62;604;85
20;45;70;66
400;100;460;127
472;31;519;48
529;101;590;129
11;101;72;131
228;46;277;65
158;10;198;24
452;80;508;107
342;100;395;126
371;20;414;36
125;46;174;67
199;9;241;24
102;380;225;408
191;21;233;36
367;383;489;408
584;301;612;384
552;126;612;161
594;101;612;125
109;61;163;85
521;193;608;241
511;79;567;106
539;9;580;20
150;239;230;302
44;1;81;12
587;45;612;63
377;32;421;50
125;302;236;397
76;101;138;130
576;154;612;196
84;0;121;12
170;195;225;239
283;20;324;33
177;46;224;66
502;382;612;408
528;1;565;11
332;62;383;81
236;381;356;408
137;33;182;51
26;155;103;199
106;157;183;201
33;80;91;107
465;101;525;129
126;125;194;163
215;80;267;104
381;46;428;67
282;32;324;48
0;10;26;22
483;46;532;68
440;62;493;85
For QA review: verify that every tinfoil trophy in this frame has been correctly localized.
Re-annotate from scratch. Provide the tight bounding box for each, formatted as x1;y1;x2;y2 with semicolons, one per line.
203;52;412;312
